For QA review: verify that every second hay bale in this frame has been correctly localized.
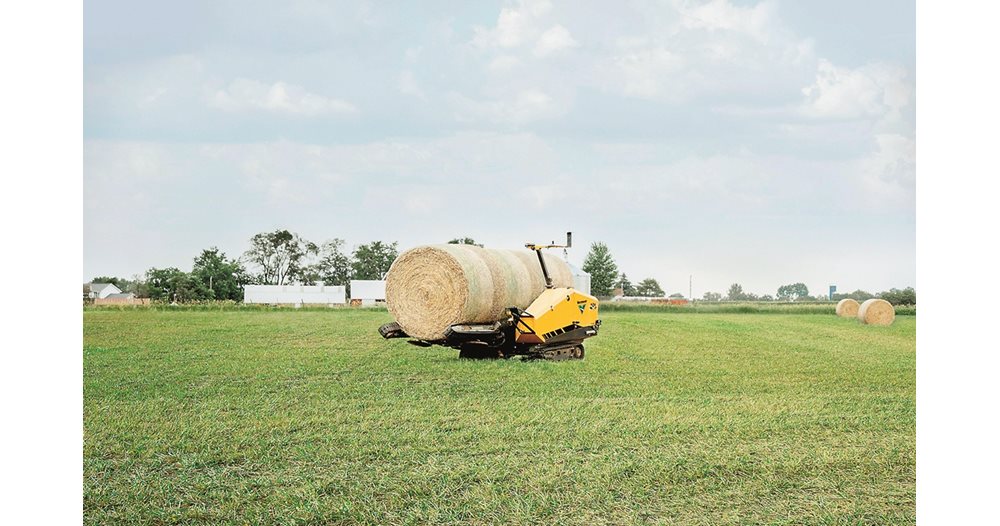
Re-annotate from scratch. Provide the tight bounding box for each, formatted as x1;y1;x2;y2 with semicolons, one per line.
835;298;860;318
857;298;896;326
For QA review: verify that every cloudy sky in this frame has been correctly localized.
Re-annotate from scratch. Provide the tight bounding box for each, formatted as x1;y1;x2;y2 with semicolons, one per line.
84;0;915;297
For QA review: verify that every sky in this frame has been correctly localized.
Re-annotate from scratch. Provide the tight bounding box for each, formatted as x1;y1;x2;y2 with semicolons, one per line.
83;0;915;298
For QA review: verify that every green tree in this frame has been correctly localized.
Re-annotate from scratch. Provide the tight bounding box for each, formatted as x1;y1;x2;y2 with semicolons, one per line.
618;273;637;296
351;241;398;280
669;292;685;299
832;289;875;302
306;239;354;286
777;282;809;301
582;242;619;297
145;267;209;302
192;247;247;301
702;291;722;302
635;278;665;297
726;283;746;301
448;237;483;247
243;229;317;285
879;287;916;305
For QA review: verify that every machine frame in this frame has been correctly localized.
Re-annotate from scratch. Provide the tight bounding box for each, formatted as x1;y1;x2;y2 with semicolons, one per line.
379;232;601;360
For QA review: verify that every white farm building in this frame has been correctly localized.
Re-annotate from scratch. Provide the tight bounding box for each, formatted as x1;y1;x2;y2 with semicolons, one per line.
243;283;346;306
350;280;386;305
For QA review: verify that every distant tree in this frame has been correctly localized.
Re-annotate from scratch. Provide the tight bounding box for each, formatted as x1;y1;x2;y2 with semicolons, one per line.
702;291;722;302
173;273;208;302
306;239;353;286
669;292;685;299
243;229;317;285
832;289;875;302
618;273;637;296
726;283;746;301
352;241;398;280
582;242;619;297
635;278;665;297
759;294;775;302
777;282;810;301
123;274;149;297
448;237;483;247
192;247;247;301
145;267;209;302
879;287;916;306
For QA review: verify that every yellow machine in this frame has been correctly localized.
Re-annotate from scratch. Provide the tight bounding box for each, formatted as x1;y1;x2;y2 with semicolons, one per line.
380;232;601;360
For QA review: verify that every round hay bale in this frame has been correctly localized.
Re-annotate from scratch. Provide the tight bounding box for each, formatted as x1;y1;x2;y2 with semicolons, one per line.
835;298;860;318
385;245;573;340
857;298;895;326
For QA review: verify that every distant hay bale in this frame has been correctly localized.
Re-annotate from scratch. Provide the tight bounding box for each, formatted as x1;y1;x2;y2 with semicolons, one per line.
857;298;896;326
835;298;860;318
385;245;572;340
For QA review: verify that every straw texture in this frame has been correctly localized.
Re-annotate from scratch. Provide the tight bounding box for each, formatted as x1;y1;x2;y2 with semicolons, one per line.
857;298;896;326
835;298;860;318
385;245;572;340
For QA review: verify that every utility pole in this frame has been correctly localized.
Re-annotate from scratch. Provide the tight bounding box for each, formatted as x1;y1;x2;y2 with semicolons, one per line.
689;275;692;301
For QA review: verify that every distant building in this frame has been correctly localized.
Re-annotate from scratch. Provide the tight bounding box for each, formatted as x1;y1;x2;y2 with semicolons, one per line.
243;283;346;306
88;283;121;299
94;292;150;306
105;293;136;300
566;263;591;296
350;280;386;306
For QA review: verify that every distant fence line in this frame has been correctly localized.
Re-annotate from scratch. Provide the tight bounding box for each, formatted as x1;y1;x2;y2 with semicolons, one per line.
93;297;151;306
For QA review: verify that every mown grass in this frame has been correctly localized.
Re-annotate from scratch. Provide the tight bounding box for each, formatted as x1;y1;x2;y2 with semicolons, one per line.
84;309;915;525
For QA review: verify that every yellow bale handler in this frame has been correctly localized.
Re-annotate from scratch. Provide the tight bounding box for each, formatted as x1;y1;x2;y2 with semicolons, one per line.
380;233;601;360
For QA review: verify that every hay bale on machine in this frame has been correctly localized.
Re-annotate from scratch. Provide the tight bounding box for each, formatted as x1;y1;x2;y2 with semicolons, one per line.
835;298;860;318
857;298;896;326
385;244;573;340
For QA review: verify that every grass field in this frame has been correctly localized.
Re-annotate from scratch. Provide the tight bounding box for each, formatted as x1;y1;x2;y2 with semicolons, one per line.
84;309;915;525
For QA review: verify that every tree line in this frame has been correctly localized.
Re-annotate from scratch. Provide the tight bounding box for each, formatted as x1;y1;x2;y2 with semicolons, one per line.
579;243;916;305
698;283;916;305
89;229;400;302
89;234;916;306
581;242;666;298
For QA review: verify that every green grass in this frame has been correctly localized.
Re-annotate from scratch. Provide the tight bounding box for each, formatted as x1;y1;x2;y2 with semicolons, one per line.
84;309;915;525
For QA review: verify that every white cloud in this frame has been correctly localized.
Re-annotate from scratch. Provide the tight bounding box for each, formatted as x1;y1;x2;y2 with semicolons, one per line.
800;60;912;120
208;78;358;116
676;0;780;43
591;0;815;103
857;133;916;208
611;45;686;99
448;89;564;124
398;70;425;99
533;25;578;56
471;0;553;49
487;55;521;73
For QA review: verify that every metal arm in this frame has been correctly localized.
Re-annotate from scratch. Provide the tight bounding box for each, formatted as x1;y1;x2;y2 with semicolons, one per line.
535;249;553;288
525;232;572;289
